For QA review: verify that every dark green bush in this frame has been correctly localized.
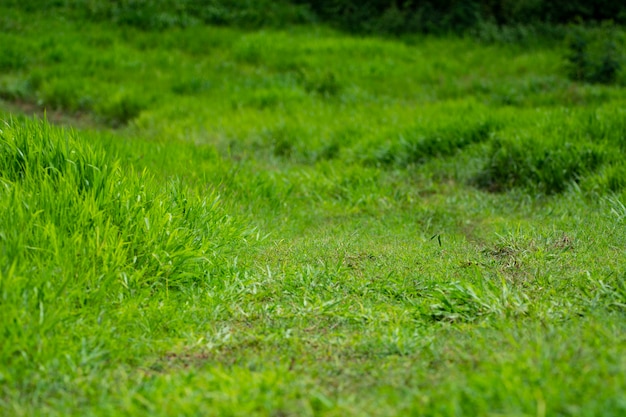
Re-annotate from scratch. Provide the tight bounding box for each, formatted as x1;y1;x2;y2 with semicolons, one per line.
539;0;626;25
5;0;625;34
293;0;626;35
5;0;626;34
293;0;483;34
565;24;624;84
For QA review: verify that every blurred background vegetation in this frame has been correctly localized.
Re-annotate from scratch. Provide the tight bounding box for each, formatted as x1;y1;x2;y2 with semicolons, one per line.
297;0;626;35
4;0;626;33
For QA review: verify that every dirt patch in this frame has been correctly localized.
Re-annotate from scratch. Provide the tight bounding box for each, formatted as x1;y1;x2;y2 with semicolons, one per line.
0;98;101;130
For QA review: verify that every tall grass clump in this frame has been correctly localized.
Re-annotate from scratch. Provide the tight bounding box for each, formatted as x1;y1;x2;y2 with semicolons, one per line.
475;122;612;194
365;119;495;167
0;117;247;290
475;108;626;194
476;134;605;194
0;117;248;382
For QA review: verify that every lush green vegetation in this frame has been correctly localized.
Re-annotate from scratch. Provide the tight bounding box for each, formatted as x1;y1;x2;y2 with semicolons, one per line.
7;0;626;34
1;4;625;416
297;0;626;34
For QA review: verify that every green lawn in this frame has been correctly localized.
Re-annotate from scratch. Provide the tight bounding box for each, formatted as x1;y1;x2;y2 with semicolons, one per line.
1;6;625;416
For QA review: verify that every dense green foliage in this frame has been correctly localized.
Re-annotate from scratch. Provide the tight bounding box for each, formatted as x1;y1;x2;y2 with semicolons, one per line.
565;24;624;84
1;3;626;416
0;117;250;379
6;0;626;34
296;0;626;34
2;0;313;29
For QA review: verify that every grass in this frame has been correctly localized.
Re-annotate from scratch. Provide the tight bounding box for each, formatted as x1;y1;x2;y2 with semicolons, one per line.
1;5;626;416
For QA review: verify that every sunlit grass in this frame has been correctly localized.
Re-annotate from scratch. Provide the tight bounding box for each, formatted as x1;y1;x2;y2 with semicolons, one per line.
1;5;625;416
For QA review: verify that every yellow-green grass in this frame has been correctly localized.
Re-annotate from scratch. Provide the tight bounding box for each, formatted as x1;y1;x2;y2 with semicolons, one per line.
1;5;625;416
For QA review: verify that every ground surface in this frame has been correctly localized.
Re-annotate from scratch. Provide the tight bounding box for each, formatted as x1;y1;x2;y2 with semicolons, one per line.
1;6;625;416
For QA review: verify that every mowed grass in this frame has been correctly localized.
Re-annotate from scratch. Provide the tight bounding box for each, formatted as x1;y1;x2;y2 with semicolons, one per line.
1;5;626;417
